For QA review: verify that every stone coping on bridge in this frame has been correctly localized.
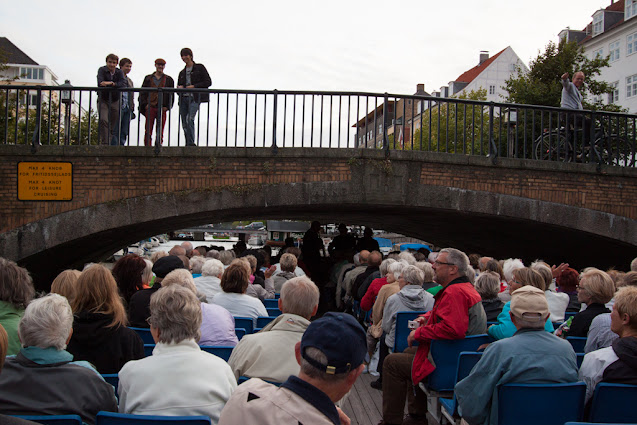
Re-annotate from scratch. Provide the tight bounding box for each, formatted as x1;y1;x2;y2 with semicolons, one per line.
1;144;636;178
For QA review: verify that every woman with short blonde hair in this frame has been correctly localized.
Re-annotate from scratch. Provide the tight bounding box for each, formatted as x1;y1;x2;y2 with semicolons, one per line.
51;269;81;305
565;269;615;338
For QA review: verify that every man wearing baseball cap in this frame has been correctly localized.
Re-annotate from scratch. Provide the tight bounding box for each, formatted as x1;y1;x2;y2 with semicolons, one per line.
139;59;175;146
128;255;184;327
218;312;367;425
455;286;578;425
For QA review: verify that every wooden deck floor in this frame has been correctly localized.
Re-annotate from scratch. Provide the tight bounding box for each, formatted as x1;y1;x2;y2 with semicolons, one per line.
341;372;409;425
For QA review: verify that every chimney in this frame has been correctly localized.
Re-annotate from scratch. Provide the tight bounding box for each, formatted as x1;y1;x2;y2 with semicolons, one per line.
479;51;489;65
416;83;425;94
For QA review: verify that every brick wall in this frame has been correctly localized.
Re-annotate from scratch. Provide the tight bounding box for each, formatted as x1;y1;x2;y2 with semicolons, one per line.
1;146;635;234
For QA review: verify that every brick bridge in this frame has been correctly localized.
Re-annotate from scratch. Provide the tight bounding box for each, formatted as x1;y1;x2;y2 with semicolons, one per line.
0;145;636;289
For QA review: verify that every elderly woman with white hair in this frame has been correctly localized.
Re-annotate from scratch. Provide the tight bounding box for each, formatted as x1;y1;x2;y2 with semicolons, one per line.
117;285;237;422
194;259;225;301
0;294;117;424
162;269;238;347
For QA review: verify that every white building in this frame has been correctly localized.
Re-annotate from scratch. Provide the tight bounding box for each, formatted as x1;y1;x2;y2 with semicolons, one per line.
434;47;529;102
559;0;637;112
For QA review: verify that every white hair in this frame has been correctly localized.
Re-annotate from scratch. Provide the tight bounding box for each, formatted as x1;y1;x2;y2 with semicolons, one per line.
190;256;206;275
398;251;417;265
380;259;396;277
353;253;361;266
18;294;73;350
388;261;407;281
415;261;435;282
402;265;425;286
503;259;525;282
631;257;637;272
202;259;224;277
142;259;154;284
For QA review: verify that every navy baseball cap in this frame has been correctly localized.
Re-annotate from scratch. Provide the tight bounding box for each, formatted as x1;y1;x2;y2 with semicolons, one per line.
300;312;367;375
152;255;185;278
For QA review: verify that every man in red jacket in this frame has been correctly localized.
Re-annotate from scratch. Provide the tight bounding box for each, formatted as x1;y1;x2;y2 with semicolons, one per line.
379;248;486;425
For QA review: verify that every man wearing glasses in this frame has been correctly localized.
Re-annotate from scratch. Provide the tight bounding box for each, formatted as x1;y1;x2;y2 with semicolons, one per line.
139;59;175;146
379;248;486;425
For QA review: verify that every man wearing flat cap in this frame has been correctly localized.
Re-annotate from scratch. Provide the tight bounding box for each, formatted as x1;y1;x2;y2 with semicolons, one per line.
139;59;175;146
218;312;367;425
128;255;184;327
455;286;578;425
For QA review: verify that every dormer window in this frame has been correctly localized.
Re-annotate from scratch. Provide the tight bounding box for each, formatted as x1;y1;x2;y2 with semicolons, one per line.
19;67;44;81
627;0;637;20
592;11;604;36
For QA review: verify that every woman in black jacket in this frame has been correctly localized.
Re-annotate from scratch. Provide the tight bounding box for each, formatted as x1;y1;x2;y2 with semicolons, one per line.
565;269;615;338
67;264;144;373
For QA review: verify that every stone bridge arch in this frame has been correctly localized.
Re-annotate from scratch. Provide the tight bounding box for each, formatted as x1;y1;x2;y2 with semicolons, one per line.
0;146;635;288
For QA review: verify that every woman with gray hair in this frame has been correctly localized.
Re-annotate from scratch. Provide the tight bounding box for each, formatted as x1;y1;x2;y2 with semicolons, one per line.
0;294;117;423
0;258;35;356
162;269;238;347
117;285;237;422
194;259;225;301
475;271;504;321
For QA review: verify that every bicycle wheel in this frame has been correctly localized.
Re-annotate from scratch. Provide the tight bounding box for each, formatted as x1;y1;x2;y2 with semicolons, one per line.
533;132;572;162
598;135;636;166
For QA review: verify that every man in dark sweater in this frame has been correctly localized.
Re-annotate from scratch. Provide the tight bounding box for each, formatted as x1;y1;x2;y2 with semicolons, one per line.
177;48;211;146
96;53;126;145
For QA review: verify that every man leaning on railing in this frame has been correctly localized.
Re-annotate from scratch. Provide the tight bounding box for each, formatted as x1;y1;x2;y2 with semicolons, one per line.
97;53;126;145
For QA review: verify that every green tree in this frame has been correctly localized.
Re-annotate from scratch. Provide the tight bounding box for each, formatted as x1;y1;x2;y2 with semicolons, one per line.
504;39;620;112
393;88;500;155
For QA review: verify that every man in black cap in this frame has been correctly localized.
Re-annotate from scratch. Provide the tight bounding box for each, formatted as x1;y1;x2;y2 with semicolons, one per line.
218;312;367;425
128;255;185;327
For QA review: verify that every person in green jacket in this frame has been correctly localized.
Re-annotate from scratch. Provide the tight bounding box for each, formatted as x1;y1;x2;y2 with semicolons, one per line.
0;258;35;355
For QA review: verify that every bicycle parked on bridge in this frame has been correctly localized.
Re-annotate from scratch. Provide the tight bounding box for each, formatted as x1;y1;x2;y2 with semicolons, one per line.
533;118;636;166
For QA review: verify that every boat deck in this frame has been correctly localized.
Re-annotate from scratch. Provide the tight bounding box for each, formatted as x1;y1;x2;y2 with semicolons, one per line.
341;372;408;425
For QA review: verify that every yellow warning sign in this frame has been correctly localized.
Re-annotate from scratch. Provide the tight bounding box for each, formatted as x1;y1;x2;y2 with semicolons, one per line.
18;162;73;201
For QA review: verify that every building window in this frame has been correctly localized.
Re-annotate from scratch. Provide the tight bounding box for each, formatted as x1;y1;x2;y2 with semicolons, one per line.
628;32;637;55
627;0;637;20
627;74;637;98
609;40;620;62
509;63;517;73
19;67;44;81
592;48;604;59
378;122;383;134
592;12;604;36
489;85;496;95
609;81;619;103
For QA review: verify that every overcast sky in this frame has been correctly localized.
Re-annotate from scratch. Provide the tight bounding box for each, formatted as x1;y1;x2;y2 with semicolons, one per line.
1;0;612;95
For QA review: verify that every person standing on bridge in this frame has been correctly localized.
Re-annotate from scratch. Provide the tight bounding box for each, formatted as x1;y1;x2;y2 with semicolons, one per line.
111;58;135;146
140;59;175;147
560;71;591;144
177;48;211;146
97;54;126;145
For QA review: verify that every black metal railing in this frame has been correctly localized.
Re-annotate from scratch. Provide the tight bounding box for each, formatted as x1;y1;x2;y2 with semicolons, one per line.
1;85;635;167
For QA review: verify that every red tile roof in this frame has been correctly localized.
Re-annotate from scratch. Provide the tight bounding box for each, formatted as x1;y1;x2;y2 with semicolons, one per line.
579;0;627;43
453;47;507;84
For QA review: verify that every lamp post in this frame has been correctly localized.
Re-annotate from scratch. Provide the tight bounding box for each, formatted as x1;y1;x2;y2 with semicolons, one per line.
60;80;73;145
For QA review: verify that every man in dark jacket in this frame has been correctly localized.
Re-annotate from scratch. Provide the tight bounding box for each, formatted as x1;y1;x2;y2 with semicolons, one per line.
177;48;211;146
111;57;135;146
97;53;126;145
140;59;175;146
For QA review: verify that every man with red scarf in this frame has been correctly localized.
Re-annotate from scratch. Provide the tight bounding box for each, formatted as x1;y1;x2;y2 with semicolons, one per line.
379;248;486;425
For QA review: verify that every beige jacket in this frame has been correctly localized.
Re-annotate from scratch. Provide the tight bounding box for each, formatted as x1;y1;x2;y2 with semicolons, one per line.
227;313;310;383
372;282;400;325
218;378;337;425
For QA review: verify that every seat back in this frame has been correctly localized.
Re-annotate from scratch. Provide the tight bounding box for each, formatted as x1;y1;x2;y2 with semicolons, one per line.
256;316;275;328
235;328;246;340
588;382;637;423
576;353;585;368
456;352;483;384
393;311;427;353
14;415;83;425
263;299;279;309
233;317;254;333
129;327;154;344
497;382;586;425
200;346;234;361
96;412;211;425
266;307;282;317
566;336;587;353
427;334;491;392
102;373;119;393
143;344;155;357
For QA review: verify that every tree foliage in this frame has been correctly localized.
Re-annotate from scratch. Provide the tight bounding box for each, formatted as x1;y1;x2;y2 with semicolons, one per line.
504;39;621;111
392;88;499;154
